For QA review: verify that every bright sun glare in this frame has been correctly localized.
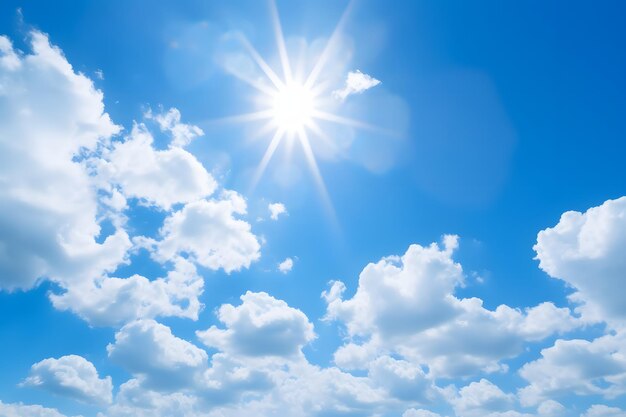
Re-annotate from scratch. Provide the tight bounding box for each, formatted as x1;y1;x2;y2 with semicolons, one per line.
271;83;315;132
217;0;380;213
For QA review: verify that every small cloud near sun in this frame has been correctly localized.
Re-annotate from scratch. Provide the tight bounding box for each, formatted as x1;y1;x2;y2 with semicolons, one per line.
332;70;381;101
268;202;287;220
278;257;294;274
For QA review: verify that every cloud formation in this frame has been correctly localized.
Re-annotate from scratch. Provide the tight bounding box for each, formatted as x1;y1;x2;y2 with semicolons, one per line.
197;291;315;358
153;192;261;273
0;400;72;417
268;202;287;220
50;258;204;326
278;257;294;273
99;121;216;210
534;196;626;326
324;236;579;378
22;355;112;405
333;69;381;101
0;31;130;291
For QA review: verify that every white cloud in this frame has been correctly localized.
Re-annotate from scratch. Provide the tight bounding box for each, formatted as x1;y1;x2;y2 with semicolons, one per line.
520;197;626;408
534;196;626;326
49;258;204;326
0;400;72;417
0;31;130;291
268;202;287;220
154;192;260;273
332;69;381;101
518;333;626;406
101;294;397;417
581;405;626;417
107;319;208;391
403;409;444;417
99;122;216;210
146;107;204;148
451;379;515;417
277;257;293;274
324;236;579;378
367;355;440;404
197;291;315;358
103;378;200;417
21;355;112;405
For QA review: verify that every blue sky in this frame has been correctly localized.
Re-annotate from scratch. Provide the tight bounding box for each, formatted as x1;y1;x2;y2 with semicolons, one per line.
0;1;625;416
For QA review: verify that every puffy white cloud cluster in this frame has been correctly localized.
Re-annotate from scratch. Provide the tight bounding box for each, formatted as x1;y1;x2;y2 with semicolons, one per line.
49;258;204;326
534;196;626;326
98;122;216;210
0;400;74;417
0;31;260;331
22;355;112;405
518;197;626;407
153;192;260;273
196;291;315;358
581;405;626;417
4;28;626;417
0;31;130;292
324;236;579;378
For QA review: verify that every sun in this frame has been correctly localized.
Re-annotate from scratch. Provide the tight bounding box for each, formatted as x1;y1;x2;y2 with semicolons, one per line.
216;0;372;211
270;82;315;132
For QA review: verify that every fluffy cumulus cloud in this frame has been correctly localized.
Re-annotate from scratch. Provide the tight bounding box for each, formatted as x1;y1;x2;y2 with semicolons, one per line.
451;379;515;417
197;291;315;358
107;319;208;391
49;258;204;326
268;202;287;220
518;333;626;405
534;196;626;326
277;257;294;273
0;31;130;291
403;409;444;417
98;121;216;210
518;197;626;407
21;355;112;405
582;405;626;417
0;400;73;417
153;191;260;273
324;236;579;378
4;26;626;417
101;293;408;417
332;69;381;101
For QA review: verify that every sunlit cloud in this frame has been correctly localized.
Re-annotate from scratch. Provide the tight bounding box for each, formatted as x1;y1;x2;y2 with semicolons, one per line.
332;69;381;101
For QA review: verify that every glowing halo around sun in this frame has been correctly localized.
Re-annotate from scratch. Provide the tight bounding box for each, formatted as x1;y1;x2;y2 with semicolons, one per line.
216;0;381;214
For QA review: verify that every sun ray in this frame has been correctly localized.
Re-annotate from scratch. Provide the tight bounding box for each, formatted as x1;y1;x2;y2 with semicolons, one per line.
306;120;341;155
304;0;355;89
269;0;293;83
238;34;285;90
217;1;387;221
312;110;399;136
201;110;275;126
296;127;337;222
223;67;276;96
250;128;286;190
